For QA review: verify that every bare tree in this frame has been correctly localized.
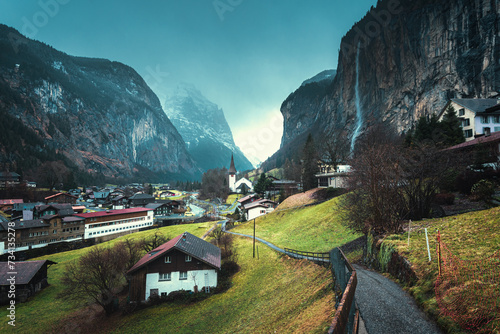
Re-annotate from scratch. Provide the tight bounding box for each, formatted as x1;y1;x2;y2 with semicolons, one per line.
118;237;144;271
140;230;168;253
321;131;350;171
339;125;406;234
58;244;130;315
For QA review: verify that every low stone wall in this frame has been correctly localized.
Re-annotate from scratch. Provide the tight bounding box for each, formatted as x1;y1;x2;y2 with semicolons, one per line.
364;233;417;286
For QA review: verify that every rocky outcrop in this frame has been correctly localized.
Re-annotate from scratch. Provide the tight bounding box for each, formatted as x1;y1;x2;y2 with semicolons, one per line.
0;25;199;181
278;0;499;159
163;83;254;172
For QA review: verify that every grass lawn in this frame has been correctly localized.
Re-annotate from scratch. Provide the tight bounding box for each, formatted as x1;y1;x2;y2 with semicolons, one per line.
233;196;361;252
0;223;213;333
225;194;242;204
384;207;500;333
107;237;335;334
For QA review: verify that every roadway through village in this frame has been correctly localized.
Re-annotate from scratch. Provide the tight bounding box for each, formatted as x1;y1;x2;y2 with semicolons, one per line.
222;222;442;334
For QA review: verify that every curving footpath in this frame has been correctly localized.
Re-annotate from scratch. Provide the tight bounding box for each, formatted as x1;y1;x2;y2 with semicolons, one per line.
223;222;442;334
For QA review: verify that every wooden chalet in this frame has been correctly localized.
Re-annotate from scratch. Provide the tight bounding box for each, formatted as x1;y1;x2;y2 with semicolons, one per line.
127;232;221;302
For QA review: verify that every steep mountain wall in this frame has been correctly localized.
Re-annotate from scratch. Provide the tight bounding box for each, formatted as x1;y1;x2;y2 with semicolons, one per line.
277;0;499;163
163;84;254;172
0;25;199;181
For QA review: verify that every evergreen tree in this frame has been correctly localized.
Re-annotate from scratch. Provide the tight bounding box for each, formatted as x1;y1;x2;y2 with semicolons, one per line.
301;134;319;191
439;106;465;146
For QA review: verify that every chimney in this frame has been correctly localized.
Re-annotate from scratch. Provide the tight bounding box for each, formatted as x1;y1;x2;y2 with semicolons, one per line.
182;232;187;242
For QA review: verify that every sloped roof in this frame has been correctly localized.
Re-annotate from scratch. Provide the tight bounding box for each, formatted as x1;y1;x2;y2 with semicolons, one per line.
451;98;499;113
244;199;277;210
445;131;500;150
0;199;23;205
45;192;77;200
128;232;221;274
36;203;75;217
238;194;258;203
0;260;56;285
129;193;155;200
0;219;49;230
74;207;151;219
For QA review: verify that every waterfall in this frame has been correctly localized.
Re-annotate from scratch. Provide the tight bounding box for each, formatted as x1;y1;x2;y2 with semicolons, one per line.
350;41;363;154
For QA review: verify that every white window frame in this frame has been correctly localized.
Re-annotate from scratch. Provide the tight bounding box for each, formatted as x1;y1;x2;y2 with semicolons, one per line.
165;256;171;263
481;116;490;124
159;273;171;281
185;255;192;262
179;271;188;280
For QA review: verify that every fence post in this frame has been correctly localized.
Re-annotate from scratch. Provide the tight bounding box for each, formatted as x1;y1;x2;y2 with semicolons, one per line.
437;230;441;277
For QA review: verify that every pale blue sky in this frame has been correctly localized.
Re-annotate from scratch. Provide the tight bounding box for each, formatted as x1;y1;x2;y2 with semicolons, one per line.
0;0;377;162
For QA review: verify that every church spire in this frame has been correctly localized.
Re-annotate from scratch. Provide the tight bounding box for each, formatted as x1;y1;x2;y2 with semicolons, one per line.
229;154;236;175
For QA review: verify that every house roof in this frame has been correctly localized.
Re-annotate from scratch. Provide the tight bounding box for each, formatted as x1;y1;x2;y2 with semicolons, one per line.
0;199;23;205
74;207;151;219
0;199;24;205
0;260;56;285
145;203;164;210
238;194;258;203
129;193;155;200
62;216;85;223
445;131;500;151
45;192;77;200
93;191;110;199
244;199;277;210
450;99;500;114
0;219;49;231
35;204;75;217
128;232;221;274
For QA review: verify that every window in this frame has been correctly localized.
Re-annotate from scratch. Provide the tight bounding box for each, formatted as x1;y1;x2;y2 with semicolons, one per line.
54;222;57;227
462;118;470;127
159;273;171;281
165;256;171;263
179;272;188;280
494;116;500;123
464;129;473;138
185;255;192;262
458;108;465;116
481;116;490;124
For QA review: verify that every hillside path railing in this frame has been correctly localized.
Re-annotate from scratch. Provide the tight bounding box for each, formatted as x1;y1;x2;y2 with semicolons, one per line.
223;220;359;333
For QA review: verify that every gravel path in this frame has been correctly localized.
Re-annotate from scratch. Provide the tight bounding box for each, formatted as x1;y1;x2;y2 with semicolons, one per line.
354;265;442;334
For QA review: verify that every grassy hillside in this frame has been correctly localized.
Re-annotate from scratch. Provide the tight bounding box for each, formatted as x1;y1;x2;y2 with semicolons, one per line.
233;196;361;252
0;208;344;333
0;223;212;333
383;207;500;333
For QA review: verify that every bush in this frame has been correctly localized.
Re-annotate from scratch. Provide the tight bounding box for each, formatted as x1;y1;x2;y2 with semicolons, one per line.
471;179;495;201
434;193;455;205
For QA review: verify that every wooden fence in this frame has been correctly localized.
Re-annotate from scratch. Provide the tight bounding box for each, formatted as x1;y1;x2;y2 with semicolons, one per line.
328;247;359;334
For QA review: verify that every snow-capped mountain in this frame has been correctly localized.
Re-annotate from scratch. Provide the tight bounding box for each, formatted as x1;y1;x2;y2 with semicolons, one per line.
163;83;254;172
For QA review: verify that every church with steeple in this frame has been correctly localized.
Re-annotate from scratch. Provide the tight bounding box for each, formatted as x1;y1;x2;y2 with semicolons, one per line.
228;154;237;192
228;154;254;194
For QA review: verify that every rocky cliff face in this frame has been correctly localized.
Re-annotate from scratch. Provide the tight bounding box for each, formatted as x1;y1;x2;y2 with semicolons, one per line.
163;83;254;172
278;0;499;159
0;25;199;181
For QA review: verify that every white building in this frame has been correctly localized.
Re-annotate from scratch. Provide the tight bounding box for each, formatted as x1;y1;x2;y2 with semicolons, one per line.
315;165;351;188
228;154;237;192
74;207;154;240
439;99;500;141
244;199;277;220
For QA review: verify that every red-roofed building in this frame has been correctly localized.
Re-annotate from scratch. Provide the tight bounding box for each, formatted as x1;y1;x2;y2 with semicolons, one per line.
44;192;77;205
75;208;154;241
127;232;221;302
